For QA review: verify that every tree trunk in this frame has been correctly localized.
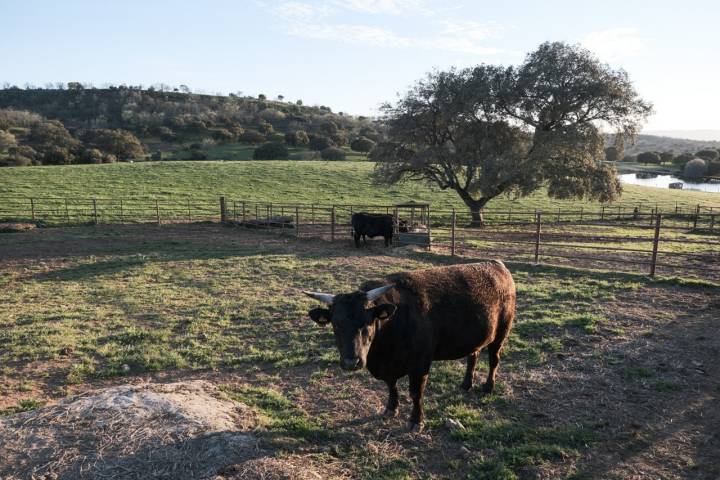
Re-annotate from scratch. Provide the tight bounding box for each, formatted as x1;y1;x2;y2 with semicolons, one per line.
470;206;484;227
456;190;490;228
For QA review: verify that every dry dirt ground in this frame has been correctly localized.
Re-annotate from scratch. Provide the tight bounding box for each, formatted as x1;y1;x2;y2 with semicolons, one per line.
0;224;718;479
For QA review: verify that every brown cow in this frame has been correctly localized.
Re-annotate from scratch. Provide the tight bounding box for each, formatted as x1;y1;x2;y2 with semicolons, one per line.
304;261;516;431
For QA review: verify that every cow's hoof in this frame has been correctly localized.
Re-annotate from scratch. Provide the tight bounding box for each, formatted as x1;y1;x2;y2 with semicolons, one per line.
382;407;399;418
481;382;495;394
459;380;473;391
407;421;424;433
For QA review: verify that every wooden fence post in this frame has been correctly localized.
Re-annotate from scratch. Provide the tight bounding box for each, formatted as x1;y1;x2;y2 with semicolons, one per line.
534;211;541;264
64;198;70;224
426;205;432;251
242;201;246;224
451;209;456;256
119;199;124;224
93;199;98;225
556;208;560;223
156;199;161;226
219;197;227;223
296;206;300;237
331;206;336;242
693;205;700;229
233;201;237;222
187;199;192;223
650;213;662;277
601;206;605;221
30;198;35;221
311;204;315;225
579;207;583;222
710;214;715;232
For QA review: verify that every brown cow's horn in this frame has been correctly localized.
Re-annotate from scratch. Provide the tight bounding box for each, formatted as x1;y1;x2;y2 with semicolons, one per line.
303;291;335;305
366;284;394;301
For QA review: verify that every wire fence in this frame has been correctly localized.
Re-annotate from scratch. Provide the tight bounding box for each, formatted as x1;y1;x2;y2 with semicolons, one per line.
1;196;718;281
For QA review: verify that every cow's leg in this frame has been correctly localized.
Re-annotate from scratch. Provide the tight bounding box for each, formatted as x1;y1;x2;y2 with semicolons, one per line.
460;351;479;391
354;232;361;248
408;370;429;431
362;234;367;245
483;339;503;394
382;378;399;418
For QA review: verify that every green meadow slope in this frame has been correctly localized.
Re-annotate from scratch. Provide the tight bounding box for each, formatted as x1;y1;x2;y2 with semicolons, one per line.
1;161;719;212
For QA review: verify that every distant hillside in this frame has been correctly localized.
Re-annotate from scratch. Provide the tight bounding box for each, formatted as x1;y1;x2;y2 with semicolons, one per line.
643;130;720;142
0;86;383;166
0;86;377;138
608;134;720;155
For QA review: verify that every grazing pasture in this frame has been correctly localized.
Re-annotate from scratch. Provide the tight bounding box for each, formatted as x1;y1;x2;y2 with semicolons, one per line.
1;224;718;479
2;161;720;211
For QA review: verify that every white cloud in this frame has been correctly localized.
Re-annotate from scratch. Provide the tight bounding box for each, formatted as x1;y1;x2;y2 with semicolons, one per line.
266;1;508;55
333;0;434;16
582;28;648;61
285;22;502;54
440;20;507;41
271;1;333;22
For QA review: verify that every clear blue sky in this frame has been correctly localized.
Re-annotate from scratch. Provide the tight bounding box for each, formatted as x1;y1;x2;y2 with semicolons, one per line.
3;0;719;133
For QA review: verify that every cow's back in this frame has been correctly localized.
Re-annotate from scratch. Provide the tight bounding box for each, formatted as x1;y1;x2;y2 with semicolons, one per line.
382;261;515;360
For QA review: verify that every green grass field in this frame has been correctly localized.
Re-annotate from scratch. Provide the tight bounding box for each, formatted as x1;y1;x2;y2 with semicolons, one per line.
1;224;718;478
1;161;719;213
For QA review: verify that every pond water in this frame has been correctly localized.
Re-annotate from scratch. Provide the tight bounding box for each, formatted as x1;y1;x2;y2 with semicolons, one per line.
618;173;720;193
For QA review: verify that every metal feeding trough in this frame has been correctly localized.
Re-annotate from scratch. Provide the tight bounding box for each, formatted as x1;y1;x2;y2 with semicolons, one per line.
393;201;431;248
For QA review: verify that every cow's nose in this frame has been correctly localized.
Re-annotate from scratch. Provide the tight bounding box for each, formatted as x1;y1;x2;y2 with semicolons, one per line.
342;357;361;370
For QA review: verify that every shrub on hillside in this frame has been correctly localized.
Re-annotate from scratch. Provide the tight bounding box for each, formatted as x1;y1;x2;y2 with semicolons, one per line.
240;129;265;144
0;130;17;150
620;155;636;162
2;155;32;166
79;148;104;164
672;152;695;167
285;130;309;146
102;153;118;163
212;128;235;142
320;146;346;161
82;129;144;160
660;151;675;164
350;136;376;155
228;124;245;137
253;142;289;160
258;108;286;123
695;149;719;161
683;158;707;179
266;132;285;143
28;120;80;152
707;161;720;176
637;151;661;164
258;122;274;135
156;126;176;142
8;145;37;161
188;149;207;160
42;146;75;165
330;132;347;147
309;135;332;151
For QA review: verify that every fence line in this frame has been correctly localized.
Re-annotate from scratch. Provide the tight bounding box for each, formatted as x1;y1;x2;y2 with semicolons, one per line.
1;196;718;280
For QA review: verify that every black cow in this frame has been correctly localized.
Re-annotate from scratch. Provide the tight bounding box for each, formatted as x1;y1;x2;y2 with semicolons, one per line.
351;212;393;247
303;261;516;431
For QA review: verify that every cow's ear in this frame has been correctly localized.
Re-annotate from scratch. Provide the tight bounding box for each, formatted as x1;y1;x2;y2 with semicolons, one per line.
371;303;396;322
309;307;331;325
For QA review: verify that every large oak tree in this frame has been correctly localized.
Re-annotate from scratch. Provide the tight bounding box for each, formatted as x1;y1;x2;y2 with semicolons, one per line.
371;42;652;225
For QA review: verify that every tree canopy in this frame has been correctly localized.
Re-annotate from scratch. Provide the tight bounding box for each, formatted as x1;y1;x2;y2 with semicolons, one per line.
371;42;653;225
